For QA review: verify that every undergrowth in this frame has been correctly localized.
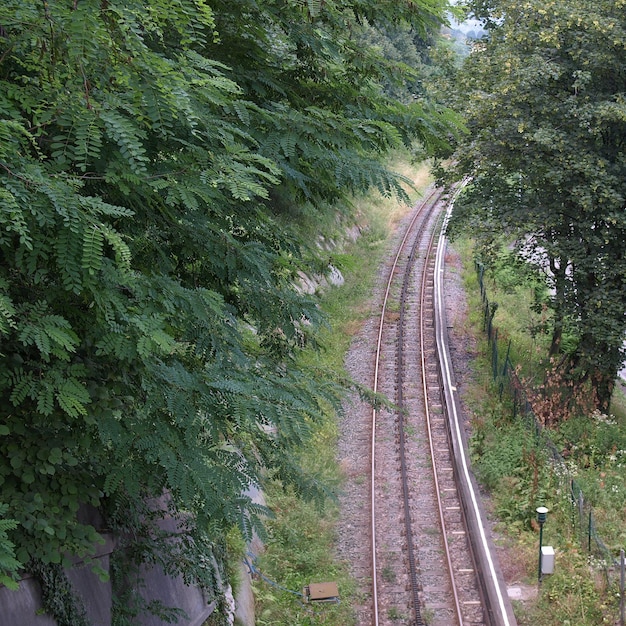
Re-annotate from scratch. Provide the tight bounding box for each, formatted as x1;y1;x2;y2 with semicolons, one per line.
251;156;432;625
456;236;626;626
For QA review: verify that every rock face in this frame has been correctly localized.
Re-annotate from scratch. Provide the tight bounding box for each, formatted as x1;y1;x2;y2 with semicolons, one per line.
297;264;345;294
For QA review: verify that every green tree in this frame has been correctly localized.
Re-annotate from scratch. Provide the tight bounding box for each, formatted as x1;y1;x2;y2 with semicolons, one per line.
0;0;455;616
451;0;626;413
205;0;457;206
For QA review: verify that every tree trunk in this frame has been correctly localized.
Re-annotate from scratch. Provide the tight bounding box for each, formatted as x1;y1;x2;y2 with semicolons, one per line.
547;250;567;359
548;323;562;358
592;371;614;414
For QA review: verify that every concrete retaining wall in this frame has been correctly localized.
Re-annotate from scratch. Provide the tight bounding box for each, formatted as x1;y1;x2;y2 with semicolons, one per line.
0;532;216;626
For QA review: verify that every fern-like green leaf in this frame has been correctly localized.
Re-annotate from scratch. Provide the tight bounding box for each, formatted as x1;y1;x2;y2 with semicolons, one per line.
78;196;134;219
36;382;55;416
56;378;90;418
18;308;79;361
8;369;34;407
0;187;32;250
73;114;103;173
100;109;149;176
306;0;322;19
0;282;17;335
82;225;105;275
0;504;20;590
55;226;83;294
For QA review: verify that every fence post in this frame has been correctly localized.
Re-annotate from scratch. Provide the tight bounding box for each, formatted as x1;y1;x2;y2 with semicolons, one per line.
492;329;498;380
502;339;511;377
578;492;584;547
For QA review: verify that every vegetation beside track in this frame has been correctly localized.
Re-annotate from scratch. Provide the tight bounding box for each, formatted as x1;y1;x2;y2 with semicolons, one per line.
455;236;626;626
250;162;626;626
250;158;431;625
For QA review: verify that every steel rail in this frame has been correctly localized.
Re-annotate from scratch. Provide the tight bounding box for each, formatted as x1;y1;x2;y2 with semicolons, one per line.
396;194;442;625
420;204;465;625
370;187;440;626
433;187;517;626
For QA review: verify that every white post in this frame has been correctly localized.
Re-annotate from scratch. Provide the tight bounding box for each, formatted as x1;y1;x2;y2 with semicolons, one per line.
619;549;626;626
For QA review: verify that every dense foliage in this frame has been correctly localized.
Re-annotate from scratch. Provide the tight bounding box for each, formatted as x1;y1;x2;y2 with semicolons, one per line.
450;0;626;412
0;0;455;614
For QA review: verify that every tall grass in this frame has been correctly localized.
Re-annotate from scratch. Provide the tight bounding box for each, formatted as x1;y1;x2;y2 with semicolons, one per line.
251;158;433;625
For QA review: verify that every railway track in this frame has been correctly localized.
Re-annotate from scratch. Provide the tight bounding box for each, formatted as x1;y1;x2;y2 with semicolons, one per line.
368;187;517;626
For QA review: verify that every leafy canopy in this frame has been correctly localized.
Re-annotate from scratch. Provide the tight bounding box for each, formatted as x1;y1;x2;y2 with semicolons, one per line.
451;0;626;412
0;0;455;602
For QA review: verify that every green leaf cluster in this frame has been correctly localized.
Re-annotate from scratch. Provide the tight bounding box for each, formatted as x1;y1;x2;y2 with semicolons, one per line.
452;0;626;412
0;0;455;615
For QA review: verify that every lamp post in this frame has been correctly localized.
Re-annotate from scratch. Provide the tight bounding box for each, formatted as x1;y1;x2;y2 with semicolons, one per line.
536;506;548;584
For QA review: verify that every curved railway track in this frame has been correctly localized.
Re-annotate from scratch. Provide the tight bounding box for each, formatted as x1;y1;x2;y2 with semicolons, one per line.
368;187;517;626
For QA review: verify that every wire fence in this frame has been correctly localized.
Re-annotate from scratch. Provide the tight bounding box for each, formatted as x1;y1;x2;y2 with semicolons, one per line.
475;262;622;589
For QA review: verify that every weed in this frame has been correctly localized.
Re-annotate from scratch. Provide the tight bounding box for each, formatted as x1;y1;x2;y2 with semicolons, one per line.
381;565;396;583
387;606;405;620
421;606;435;623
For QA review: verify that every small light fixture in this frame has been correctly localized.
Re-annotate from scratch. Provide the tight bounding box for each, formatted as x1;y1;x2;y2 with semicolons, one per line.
536;506;548;583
